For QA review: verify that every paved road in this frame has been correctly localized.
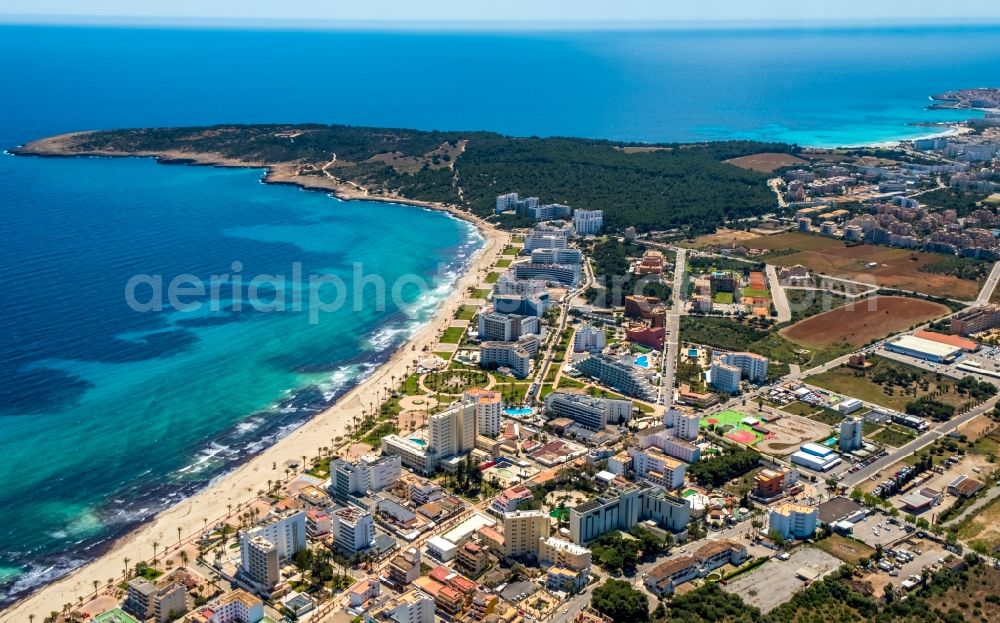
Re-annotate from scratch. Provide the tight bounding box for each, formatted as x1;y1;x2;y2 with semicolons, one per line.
661;248;687;407
975;260;1000;306
841;392;1000;488
768;177;788;209
766;264;791;322
944;483;1000;528
527;251;594;403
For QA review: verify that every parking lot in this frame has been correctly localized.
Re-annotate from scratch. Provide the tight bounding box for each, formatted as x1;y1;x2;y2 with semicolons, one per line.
849;512;909;547
862;535;949;595
722;547;841;613
499;580;537;604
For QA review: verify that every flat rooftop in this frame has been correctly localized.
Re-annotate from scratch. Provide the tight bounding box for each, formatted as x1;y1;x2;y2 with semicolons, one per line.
887;335;962;358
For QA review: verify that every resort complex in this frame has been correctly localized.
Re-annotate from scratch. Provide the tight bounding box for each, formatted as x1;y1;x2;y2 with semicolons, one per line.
10;78;1000;623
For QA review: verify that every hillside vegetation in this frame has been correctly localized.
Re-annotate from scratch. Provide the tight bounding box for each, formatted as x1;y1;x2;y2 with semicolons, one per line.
50;124;787;234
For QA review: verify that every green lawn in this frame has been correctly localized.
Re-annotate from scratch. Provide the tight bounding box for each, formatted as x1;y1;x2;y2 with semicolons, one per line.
544;365;560;383
495;259;512;268
484;272;501;284
502;245;518;256
713;292;734;304
813;534;876;565
495;382;531;403
455;305;478;321
808;408;845;427
470;288;491;299
742;287;770;298
433;351;454;361
557;376;586;389
871;425;918;447
781;401;819;417
402;373;422;395
440;327;466;344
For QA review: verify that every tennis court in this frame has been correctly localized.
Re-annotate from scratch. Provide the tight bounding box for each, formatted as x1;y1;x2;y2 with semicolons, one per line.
701;409;764;445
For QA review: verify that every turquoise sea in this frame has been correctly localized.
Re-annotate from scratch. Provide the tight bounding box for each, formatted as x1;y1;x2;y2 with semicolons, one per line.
2;23;1000;604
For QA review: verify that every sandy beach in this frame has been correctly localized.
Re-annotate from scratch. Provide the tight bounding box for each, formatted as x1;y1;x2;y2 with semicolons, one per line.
1;138;507;621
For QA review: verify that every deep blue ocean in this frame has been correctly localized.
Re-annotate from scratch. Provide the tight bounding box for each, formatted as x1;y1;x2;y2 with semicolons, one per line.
1;23;999;604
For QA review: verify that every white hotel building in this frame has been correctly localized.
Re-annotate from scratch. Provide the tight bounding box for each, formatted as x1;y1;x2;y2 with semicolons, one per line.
573;209;604;235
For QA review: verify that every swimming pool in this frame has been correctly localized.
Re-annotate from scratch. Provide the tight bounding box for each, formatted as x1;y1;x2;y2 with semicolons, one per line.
687;348;700;358
409;438;427;446
504;407;534;416
634;354;650;368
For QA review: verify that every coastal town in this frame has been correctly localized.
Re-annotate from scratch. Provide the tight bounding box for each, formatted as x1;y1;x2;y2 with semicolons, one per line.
13;101;1000;623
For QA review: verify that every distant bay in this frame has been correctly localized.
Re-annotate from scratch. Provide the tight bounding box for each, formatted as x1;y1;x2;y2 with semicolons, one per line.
2;22;1000;604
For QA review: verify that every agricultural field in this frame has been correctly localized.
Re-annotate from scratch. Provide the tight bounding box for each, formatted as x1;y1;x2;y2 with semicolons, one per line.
743;232;986;299
785;288;852;323
723;151;808;172
804;355;966;412
780;296;950;348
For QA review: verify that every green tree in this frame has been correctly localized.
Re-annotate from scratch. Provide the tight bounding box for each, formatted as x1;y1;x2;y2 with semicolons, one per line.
591;579;650;623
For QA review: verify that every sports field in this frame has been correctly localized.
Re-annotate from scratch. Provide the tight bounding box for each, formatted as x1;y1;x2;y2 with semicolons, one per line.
701;409;763;445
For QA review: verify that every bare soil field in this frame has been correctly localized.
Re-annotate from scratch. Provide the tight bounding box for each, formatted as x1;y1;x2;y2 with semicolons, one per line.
957;413;998;441
780;296;950;348
746;233;983;298
724;152;808;172
682;228;766;248
755;414;833;457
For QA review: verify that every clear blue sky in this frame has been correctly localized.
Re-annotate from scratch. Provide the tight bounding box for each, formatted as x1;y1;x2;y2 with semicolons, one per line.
2;0;999;28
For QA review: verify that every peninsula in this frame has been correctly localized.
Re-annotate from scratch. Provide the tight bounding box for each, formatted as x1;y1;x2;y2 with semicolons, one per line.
13;124;786;235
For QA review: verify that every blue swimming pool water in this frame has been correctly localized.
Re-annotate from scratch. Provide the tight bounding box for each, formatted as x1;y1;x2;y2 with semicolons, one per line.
635;355;650;368
504;407;534;416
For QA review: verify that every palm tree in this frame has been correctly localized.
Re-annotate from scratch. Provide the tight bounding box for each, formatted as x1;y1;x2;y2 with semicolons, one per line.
123;556;131;581
92;579;99;595
177;526;183;547
180;551;189;568
152;541;160;565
